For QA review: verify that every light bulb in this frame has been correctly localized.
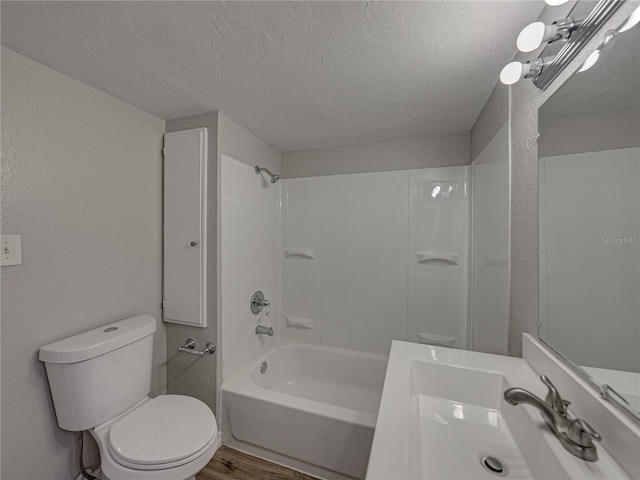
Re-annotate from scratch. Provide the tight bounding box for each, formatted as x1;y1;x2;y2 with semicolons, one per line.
618;4;640;33
500;61;525;85
578;49;600;73
545;0;569;6
517;22;558;52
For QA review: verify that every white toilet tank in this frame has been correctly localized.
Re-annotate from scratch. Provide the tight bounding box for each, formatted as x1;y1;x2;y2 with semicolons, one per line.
39;314;157;432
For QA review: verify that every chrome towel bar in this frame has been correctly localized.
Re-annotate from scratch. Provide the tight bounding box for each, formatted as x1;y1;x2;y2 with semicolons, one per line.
178;338;215;357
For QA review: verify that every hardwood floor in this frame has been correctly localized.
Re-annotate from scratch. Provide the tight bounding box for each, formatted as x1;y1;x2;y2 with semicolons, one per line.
197;446;320;480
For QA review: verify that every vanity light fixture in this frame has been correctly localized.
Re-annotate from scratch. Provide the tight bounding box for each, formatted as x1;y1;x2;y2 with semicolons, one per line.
578;30;616;73
544;0;570;6
517;18;582;53
500;57;553;85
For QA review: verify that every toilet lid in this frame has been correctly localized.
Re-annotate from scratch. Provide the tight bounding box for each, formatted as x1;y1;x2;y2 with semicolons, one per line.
109;395;216;467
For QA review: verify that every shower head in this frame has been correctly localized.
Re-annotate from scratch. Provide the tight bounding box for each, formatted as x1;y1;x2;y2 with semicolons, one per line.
255;165;280;184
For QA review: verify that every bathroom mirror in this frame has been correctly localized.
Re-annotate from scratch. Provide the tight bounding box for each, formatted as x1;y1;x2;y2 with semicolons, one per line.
538;19;639;419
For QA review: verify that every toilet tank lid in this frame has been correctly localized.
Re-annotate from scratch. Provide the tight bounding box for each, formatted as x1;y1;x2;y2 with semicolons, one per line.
39;314;157;364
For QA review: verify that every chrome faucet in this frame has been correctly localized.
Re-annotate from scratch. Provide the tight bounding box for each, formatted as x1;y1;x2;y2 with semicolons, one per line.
504;375;601;461
251;291;271;316
255;325;274;336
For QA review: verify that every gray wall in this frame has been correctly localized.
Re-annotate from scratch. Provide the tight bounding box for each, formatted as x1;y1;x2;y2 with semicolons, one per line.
218;113;281;172
470;84;509;162
1;47;166;479
282;133;469;178
470;3;639;356
165;113;219;415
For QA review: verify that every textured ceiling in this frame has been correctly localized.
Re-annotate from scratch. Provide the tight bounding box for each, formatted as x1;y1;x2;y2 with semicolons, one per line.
1;1;544;151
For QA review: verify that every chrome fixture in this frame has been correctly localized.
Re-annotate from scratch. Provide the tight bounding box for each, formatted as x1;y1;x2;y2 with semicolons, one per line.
178;338;216;357
517;18;583;53
479;454;508;477
255;165;280;183
255;325;274;336
500;57;553;85
534;0;625;89
600;384;631;406
504;375;601;461
250;290;271;315
500;0;625;90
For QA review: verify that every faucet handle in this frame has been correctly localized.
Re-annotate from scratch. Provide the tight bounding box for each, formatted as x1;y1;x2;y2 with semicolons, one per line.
567;418;601;447
541;375;569;416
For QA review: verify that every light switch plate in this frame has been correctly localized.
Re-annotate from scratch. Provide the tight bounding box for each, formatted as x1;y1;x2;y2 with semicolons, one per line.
1;235;22;266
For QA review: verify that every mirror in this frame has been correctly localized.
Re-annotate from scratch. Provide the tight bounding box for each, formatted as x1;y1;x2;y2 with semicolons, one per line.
538;17;639;419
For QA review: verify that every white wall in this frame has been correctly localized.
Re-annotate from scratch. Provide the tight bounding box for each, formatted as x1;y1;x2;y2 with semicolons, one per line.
280;167;469;354
539;148;639;373
1;47;166;479
471;123;510;355
220;155;279;379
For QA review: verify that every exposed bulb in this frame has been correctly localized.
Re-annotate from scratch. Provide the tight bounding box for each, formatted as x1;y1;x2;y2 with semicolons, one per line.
517;22;558;52
545;0;569;6
500;61;529;85
618;4;640;33
578;49;600;73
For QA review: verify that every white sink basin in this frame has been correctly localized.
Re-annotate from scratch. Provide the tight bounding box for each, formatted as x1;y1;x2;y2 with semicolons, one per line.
409;361;535;479
366;341;630;480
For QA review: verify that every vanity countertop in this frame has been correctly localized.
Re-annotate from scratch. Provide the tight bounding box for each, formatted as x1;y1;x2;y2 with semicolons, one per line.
366;340;630;480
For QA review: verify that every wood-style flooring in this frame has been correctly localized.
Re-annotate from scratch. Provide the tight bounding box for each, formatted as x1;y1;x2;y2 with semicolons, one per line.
197;446;320;480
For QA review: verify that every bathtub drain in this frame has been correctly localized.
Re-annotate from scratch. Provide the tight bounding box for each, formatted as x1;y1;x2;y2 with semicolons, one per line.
480;455;508;477
260;361;268;374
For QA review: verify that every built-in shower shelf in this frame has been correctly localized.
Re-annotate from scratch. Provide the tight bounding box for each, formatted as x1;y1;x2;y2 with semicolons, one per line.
284;248;316;259
416;252;459;265
417;333;456;347
286;316;314;329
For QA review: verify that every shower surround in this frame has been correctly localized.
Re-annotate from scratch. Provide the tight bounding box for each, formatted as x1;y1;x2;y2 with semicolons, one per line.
279;166;471;353
219;156;471;479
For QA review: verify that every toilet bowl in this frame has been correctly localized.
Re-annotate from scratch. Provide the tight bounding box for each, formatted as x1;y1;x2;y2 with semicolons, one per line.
39;314;218;480
91;395;218;480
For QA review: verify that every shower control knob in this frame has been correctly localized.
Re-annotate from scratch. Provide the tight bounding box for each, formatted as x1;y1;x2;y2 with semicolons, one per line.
190;241;198;247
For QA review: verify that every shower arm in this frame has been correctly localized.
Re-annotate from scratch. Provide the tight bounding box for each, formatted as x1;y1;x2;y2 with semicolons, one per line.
255;165;280;183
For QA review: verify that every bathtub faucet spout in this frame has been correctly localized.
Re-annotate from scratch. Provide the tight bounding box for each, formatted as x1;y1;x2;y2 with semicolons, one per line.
256;325;274;336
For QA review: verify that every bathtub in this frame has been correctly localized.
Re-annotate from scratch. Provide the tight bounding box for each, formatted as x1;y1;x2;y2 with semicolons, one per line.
221;343;389;480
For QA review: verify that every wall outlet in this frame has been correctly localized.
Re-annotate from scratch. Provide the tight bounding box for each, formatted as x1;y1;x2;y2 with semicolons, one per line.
1;235;22;266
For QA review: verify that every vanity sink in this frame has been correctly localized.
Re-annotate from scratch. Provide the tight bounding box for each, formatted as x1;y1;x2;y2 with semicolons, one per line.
408;361;534;479
366;340;631;480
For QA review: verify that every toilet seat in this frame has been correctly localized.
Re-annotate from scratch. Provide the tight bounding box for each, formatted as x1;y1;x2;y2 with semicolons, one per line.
108;395;217;470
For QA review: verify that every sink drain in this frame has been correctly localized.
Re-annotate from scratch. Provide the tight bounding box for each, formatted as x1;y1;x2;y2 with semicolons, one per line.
480;454;508;477
260;361;268;374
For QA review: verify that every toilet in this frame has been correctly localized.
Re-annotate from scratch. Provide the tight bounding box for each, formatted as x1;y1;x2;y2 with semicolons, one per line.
39;314;218;480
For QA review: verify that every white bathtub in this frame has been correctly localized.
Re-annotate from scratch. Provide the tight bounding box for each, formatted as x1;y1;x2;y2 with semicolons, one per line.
221;343;389;480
